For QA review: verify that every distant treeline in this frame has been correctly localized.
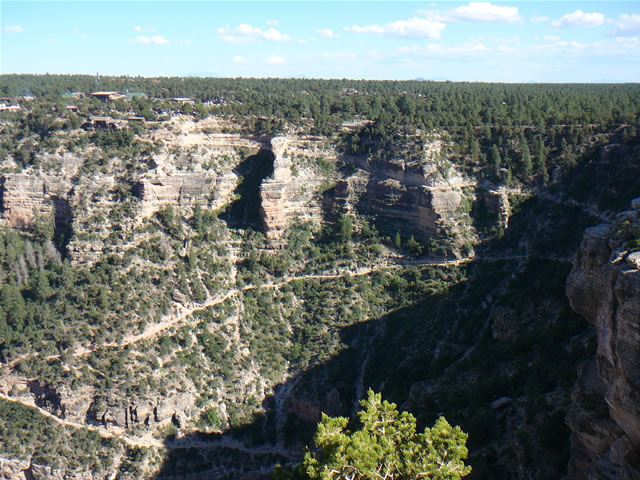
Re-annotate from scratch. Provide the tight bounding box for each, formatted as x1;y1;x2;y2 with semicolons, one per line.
1;74;639;132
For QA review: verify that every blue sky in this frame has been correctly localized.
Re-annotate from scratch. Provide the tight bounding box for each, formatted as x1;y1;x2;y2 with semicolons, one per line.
1;1;639;81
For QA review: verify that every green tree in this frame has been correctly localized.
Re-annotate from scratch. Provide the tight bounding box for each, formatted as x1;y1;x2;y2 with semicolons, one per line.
470;138;480;164
276;390;470;480
519;134;532;179
338;215;354;243
1;280;26;332
490;144;501;180
32;211;54;243
406;235;422;256
140;108;157;121
535;137;549;184
394;232;402;250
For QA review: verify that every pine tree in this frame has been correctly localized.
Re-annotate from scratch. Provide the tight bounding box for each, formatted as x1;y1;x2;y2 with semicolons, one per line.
470;138;480;164
1;280;26;332
535;137;549;184
394;232;402;250
276;390;471;480
490;144;502;180
519;134;532;179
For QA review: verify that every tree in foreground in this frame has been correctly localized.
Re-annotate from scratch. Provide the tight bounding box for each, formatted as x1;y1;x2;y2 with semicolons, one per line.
275;390;471;480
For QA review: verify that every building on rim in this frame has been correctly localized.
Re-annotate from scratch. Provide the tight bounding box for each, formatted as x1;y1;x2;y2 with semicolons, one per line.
90;91;126;102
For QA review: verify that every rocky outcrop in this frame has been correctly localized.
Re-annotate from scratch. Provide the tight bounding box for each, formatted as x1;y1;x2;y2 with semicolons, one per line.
357;179;463;237
484;187;511;230
0;174;53;228
260;137;292;239
83;389;197;430
566;200;640;479
338;152;472;242
136;173;212;217
260;136;329;239
0;456;100;480
257;135;474;243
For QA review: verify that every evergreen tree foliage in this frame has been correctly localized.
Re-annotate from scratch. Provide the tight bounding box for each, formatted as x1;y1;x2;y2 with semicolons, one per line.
490;145;502;180
535;137;549;183
276;390;470;480
394;233;402;250
519;134;532;179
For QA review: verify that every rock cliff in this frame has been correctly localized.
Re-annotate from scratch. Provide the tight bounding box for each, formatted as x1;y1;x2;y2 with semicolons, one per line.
566;201;640;479
0;456;99;480
0;174;53;229
136;173;213;217
337;147;473;244
260;136;332;239
257;134;474;243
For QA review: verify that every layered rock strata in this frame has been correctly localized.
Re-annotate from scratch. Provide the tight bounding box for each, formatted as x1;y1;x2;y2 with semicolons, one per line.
260;136;329;239
566;201;640;479
260;137;293;239
0;174;54;228
338;153;471;240
136;173;213;217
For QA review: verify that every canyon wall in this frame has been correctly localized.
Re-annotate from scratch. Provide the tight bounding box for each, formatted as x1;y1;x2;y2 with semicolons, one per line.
2;125;476;258
566;201;640;479
335;150;473;245
259;136;333;239
0;174;54;229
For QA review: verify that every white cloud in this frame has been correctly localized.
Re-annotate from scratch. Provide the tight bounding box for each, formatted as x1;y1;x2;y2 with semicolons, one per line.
133;35;170;45
613;36;640;52
232;55;247;63
317;28;337;38
346;17;446;40
133;25;156;33
531;15;549;24
527;36;640;57
552;10;605;28
263;28;290;41
610;14;640;35
266;20;280;27
544;35;561;41
450;2;520;23
46;38;57;44
390;35;640;63
218;23;292;44
494;35;520;45
81;35;88;40
131;35;190;46
396;42;488;57
2;25;24;33
265;55;287;64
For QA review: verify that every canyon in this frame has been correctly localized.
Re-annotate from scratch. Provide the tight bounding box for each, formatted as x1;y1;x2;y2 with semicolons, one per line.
0;108;637;480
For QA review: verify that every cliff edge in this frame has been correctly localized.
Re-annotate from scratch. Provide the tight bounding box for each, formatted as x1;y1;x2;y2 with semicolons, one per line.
566;200;640;479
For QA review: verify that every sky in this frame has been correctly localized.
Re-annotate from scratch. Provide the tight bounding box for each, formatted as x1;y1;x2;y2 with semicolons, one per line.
1;1;639;82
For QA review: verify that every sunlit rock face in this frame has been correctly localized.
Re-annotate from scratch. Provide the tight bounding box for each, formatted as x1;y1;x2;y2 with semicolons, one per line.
1;174;53;229
259;136;328;240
